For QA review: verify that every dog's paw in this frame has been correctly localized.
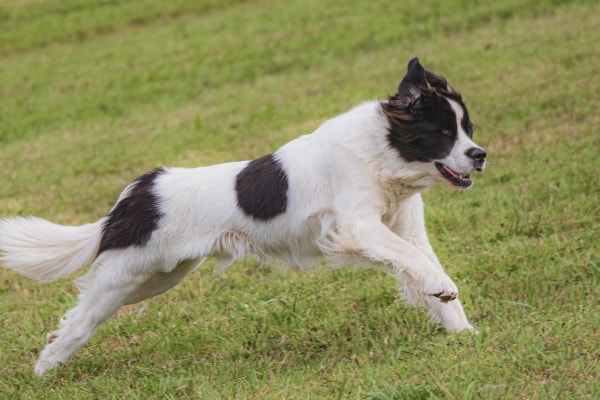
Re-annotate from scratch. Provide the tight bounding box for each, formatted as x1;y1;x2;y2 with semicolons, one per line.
423;273;458;303
34;358;63;376
446;322;478;334
35;340;69;376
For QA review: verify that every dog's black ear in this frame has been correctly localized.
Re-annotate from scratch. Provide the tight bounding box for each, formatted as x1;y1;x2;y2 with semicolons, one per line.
397;57;427;99
425;70;455;94
425;71;447;90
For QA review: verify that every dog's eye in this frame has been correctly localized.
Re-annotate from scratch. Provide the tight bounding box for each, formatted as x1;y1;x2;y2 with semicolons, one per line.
440;129;453;136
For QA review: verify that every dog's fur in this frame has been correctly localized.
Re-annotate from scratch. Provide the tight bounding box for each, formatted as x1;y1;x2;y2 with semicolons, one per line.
0;58;486;376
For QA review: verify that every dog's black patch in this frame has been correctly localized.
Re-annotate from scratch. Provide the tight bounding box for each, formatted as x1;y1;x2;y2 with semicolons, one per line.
98;168;165;254
383;91;458;162
381;58;472;162
235;154;288;220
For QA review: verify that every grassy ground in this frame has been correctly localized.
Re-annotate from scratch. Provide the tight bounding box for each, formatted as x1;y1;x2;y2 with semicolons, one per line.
1;0;599;398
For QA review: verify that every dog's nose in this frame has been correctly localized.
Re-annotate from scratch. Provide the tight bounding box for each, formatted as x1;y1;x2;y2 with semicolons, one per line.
467;147;486;161
466;147;486;170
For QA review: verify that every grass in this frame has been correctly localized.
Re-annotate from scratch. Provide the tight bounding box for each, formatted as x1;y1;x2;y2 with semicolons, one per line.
0;0;599;398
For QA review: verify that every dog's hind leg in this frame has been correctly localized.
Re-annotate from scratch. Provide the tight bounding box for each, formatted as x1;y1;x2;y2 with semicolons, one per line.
35;276;134;376
35;258;203;376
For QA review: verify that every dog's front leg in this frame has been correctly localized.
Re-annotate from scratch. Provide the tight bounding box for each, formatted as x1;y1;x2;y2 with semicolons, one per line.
327;218;474;332
385;194;475;332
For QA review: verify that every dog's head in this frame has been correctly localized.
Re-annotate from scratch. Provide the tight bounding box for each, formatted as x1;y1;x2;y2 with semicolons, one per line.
381;58;486;189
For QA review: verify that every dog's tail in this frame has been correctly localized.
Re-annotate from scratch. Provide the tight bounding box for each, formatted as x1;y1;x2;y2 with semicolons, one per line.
0;216;106;283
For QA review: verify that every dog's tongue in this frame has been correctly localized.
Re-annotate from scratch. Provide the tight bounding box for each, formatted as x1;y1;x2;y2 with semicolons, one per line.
443;165;460;179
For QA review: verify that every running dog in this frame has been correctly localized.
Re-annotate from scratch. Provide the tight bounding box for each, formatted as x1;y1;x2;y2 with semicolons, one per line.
0;58;486;375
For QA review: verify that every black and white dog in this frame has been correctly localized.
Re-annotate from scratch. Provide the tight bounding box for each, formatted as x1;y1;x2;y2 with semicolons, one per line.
0;58;486;376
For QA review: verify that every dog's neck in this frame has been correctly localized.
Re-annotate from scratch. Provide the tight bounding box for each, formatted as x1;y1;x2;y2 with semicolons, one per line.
380;174;434;203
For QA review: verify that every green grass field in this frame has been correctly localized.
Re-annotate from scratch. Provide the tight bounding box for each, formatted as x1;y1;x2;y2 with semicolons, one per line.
1;0;599;398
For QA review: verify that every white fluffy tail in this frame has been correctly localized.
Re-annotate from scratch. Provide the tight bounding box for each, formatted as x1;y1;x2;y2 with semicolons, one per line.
0;216;106;283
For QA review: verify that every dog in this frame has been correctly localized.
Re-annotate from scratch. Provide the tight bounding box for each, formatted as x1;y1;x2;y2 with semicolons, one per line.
0;58;486;376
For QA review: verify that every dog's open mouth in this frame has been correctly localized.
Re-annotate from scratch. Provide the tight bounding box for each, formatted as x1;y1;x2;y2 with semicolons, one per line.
435;162;472;188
